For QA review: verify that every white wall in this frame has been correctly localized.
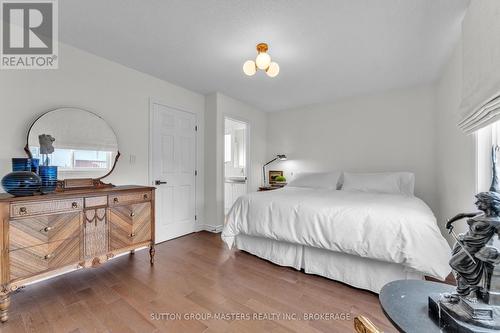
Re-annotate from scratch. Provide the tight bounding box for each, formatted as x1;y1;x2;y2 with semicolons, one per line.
0;42;207;226
204;92;267;230
204;94;219;231
434;42;478;244
267;85;438;210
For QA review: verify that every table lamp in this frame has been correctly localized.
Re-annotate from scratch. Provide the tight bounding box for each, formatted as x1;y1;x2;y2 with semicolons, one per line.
263;154;287;185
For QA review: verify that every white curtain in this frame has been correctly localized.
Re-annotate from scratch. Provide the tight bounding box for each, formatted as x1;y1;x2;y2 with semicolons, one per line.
458;0;500;134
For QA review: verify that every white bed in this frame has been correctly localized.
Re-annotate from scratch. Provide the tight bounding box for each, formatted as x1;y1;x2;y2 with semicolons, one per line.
222;185;451;293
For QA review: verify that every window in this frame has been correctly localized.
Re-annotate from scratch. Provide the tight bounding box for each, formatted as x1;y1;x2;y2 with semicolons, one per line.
476;122;500;191
30;147;113;171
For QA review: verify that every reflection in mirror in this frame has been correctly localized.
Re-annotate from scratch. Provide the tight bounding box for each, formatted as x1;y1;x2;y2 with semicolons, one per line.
27;108;119;180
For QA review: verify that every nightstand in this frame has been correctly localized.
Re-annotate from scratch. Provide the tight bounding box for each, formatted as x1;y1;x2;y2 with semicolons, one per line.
380;280;454;332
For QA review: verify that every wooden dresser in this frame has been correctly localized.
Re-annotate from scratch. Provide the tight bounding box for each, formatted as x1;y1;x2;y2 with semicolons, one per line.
0;185;155;322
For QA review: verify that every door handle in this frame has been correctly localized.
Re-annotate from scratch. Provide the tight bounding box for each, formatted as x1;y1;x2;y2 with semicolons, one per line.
155;180;167;185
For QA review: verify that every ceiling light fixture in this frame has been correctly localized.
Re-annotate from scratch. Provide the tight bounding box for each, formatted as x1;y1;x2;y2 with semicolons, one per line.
243;43;279;78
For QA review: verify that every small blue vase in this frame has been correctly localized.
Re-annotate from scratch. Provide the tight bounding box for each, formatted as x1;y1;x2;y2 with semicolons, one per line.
12;158;31;171
1;171;42;196
12;158;40;173
39;165;58;194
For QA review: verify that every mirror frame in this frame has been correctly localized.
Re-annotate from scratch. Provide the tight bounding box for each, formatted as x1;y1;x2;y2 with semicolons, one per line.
24;107;121;190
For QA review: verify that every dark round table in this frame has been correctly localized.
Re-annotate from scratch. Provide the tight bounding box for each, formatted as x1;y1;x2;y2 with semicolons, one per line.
379;280;455;333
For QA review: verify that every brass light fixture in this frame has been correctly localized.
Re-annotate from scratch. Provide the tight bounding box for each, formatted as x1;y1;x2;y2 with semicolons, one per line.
243;43;280;78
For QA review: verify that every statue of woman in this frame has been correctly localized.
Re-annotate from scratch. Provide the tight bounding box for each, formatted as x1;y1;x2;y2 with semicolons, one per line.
446;191;500;297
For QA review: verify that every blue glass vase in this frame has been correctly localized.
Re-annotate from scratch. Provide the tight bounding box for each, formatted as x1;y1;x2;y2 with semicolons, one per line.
39;165;58;193
12;158;31;171
1;171;42;196
29;158;40;173
12;158;40;173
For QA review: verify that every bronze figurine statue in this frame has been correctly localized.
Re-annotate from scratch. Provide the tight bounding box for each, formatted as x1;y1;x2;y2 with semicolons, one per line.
428;145;500;332
446;192;500;299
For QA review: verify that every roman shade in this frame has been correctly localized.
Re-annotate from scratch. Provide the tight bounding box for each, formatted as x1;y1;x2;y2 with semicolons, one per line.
28;109;118;152
458;0;500;134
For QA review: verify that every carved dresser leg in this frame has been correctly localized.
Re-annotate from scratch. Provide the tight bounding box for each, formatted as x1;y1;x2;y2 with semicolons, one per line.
149;244;155;265
0;294;10;323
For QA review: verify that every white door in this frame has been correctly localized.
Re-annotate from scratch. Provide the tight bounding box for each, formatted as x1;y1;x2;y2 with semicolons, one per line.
151;103;197;243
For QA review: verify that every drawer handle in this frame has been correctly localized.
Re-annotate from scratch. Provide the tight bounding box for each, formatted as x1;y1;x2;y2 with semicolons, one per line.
130;212;135;217
43;253;53;260
143;194;148;200
43;226;53;232
72;202;78;209
113;197;119;203
129;233;136;238
19;207;27;215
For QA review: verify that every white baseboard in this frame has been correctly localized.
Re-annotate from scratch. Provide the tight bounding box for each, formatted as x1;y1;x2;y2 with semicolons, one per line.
197;224;223;233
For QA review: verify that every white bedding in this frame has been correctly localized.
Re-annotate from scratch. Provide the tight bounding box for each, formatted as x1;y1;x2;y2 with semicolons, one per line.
222;187;451;279
235;235;424;293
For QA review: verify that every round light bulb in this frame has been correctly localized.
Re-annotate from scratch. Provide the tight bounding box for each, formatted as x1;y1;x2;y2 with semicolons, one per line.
266;62;279;77
255;52;271;70
243;60;256;76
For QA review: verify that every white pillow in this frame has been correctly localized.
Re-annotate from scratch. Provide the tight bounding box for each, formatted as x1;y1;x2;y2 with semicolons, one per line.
288;172;341;190
341;172;415;196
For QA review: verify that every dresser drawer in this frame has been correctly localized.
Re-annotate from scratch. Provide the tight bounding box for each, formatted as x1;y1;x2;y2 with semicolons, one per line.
109;202;152;250
84;196;108;208
9;211;81;250
11;198;83;218
9;237;80;281
108;191;151;206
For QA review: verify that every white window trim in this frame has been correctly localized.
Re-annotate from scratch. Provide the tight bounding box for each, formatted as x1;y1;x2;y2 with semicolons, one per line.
476;122;500;192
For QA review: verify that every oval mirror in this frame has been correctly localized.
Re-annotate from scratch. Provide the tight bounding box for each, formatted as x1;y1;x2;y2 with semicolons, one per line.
26;108;120;183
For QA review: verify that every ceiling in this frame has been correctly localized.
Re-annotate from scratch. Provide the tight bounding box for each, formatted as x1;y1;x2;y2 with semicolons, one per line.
60;0;469;111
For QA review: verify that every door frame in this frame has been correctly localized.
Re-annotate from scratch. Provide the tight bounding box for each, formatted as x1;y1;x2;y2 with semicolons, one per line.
222;114;251;215
148;98;198;243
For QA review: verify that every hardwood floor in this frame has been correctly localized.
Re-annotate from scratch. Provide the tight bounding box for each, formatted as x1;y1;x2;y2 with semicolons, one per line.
1;231;397;333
